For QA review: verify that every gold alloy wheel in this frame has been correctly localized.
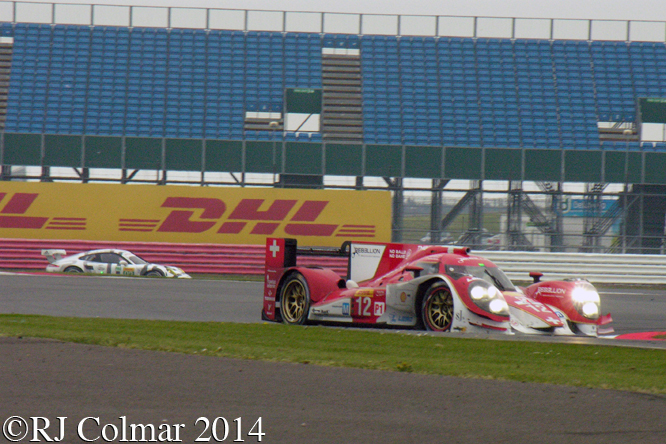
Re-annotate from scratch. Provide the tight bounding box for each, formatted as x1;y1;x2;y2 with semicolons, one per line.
426;287;454;331
281;279;307;324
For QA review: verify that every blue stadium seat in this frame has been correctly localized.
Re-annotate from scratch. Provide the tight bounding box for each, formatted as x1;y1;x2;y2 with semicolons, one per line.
0;21;661;154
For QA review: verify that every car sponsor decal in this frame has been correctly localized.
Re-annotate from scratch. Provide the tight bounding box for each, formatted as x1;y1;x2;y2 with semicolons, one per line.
534;286;567;297
349;242;426;283
349;244;387;282
350;288;386;321
504;293;564;327
354;289;375;297
388;313;414;324
388;248;410;259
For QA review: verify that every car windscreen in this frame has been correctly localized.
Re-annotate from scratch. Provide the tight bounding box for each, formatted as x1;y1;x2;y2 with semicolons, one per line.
128;255;147;265
443;264;515;291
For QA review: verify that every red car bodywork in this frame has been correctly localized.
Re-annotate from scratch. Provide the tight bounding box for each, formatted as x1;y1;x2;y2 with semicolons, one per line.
262;238;612;336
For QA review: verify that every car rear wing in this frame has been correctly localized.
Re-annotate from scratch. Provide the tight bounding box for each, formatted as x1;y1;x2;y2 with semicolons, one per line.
264;238;348;270
41;249;67;263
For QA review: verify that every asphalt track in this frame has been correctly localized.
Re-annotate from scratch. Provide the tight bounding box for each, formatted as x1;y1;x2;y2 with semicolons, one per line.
0;273;665;336
1;273;666;443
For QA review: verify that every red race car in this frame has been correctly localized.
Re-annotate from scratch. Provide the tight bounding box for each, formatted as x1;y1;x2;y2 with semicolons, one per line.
262;238;612;336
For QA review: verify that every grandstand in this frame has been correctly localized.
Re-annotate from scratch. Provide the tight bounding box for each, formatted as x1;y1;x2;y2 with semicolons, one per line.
2;2;666;252
3;22;666;148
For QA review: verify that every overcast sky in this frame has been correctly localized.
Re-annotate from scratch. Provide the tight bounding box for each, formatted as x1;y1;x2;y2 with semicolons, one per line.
10;0;666;22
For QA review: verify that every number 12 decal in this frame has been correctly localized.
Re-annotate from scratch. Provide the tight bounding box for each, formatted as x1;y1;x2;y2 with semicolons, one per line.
355;297;372;316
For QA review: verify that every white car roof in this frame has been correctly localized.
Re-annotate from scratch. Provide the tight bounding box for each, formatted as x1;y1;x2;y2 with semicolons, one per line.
77;249;134;257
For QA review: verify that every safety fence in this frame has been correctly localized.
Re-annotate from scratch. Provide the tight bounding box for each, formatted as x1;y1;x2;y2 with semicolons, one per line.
2;238;666;285
4;1;666;42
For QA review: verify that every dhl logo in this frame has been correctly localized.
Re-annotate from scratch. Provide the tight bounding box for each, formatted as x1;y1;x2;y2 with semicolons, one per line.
0;193;86;230
136;197;376;237
353;289;386;298
0;193;375;238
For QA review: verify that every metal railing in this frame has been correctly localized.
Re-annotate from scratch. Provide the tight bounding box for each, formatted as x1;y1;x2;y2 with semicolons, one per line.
482;250;666;284
0;1;665;42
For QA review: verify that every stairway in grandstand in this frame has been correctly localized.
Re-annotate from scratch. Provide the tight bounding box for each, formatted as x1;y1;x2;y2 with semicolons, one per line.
321;45;364;142
0;36;12;130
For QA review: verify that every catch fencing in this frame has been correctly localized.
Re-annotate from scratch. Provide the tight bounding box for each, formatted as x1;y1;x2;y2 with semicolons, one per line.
2;238;665;285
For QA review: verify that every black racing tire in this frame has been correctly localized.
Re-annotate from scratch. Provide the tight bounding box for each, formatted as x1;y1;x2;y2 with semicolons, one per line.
146;270;164;277
420;282;454;332
279;273;310;325
64;266;83;273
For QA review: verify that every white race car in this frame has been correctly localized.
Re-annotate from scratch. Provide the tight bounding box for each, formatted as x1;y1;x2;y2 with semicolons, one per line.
42;249;191;279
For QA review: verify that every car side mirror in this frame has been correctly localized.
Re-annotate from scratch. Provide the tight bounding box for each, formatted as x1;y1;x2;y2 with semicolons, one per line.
529;272;543;283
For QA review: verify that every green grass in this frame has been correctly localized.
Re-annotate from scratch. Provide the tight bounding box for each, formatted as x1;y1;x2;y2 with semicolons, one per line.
1;314;665;394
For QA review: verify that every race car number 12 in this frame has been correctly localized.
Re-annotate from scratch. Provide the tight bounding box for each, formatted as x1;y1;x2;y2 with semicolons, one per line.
194;417;264;442
354;297;372;316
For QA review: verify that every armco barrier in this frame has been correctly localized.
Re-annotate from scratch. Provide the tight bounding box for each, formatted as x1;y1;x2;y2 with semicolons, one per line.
0;239;347;276
481;251;666;285
2;239;666;284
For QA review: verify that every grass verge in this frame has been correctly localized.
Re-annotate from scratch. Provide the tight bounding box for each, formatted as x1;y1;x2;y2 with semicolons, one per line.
2;315;665;394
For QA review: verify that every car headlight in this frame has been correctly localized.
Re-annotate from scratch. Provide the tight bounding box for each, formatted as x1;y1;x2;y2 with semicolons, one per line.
571;287;600;304
468;281;509;316
571;285;600;319
581;302;599;317
489;298;509;314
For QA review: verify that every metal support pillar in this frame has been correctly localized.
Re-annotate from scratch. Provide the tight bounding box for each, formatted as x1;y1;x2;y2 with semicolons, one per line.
385;177;403;242
549;182;564;252
40;166;51;182
429;179;448;243
582;183;603;252
507;181;526;250
462;180;484;247
621;184;628;253
469;180;483;231
355;176;364;190
548;183;564;251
